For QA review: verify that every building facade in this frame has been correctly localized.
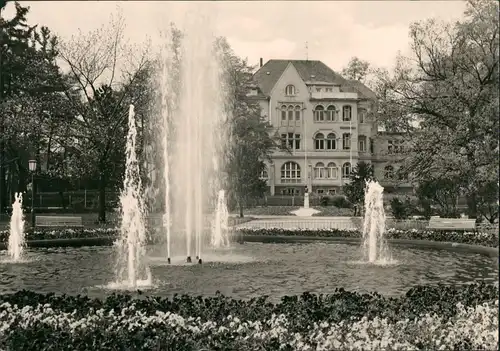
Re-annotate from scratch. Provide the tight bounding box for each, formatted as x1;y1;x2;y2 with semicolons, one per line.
249;59;412;196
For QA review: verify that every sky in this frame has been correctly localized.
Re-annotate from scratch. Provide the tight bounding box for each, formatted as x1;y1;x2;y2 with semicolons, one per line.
3;0;468;72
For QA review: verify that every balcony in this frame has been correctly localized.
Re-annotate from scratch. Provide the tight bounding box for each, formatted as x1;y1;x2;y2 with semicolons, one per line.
310;91;358;100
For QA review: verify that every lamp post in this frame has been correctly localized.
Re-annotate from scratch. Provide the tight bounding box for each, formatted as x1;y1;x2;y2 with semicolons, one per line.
28;159;37;228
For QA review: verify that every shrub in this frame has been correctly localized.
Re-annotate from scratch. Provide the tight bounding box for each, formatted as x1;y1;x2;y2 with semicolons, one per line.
0;284;497;350
390;197;410;219
330;195;351;209
320;196;329;207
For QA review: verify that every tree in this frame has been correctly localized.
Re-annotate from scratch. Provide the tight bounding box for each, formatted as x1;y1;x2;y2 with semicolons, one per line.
373;0;499;218
415;178;461;218
57;9;152;222
341;57;370;82
343;162;375;216
216;38;277;217
1;2;68;212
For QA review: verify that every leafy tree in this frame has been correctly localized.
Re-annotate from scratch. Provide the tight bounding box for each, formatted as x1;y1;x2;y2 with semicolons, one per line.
341;56;370;82
373;0;499;218
343;162;375;216
0;2;68;212
415;178;462;218
476;180;498;223
217;38;277;217
57;9;152;222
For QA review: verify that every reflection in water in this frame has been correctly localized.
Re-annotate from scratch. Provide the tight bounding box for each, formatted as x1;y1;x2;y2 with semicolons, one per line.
0;243;497;301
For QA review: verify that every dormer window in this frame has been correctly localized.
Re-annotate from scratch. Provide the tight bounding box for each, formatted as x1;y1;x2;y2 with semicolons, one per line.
285;85;296;96
316;87;322;92
325;88;333;92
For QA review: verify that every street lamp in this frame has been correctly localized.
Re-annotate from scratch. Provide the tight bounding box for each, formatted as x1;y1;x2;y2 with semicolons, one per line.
28;159;37;229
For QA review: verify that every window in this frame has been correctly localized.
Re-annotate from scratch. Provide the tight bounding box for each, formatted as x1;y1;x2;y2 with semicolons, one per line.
342;133;351;150
384;165;394;179
316;87;322;92
358;108;367;123
287;105;294;121
342;162;351;179
314;133;325;150
294;105;301;121
326;133;336;150
358;135;367;152
328;188;337;195
326;105;337;121
314;162;326;179
281;104;302;126
281;133;301;150
327;162;338;179
282;187;299;196
314;105;325;121
388;140;393;153
325;88;333;92
342;105;352;122
281;162;301;183
285;85;296;96
317;189;325;194
260;168;268;179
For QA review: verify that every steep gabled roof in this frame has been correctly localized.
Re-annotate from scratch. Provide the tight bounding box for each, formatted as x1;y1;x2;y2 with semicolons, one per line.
252;59;376;100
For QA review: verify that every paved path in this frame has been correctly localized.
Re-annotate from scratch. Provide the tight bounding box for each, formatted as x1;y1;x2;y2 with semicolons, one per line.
234;216;361;230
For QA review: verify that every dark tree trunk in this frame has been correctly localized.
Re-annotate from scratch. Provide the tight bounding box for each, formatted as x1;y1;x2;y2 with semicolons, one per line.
98;172;106;223
238;197;244;218
466;193;478;219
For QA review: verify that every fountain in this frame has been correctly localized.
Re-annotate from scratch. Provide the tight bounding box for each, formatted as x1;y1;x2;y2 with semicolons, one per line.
361;180;392;263
7;192;25;261
151;8;229;265
211;189;230;248
113;105;151;288
291;186;320;216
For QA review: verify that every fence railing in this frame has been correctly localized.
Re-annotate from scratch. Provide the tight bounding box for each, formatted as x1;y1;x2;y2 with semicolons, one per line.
235;218;497;232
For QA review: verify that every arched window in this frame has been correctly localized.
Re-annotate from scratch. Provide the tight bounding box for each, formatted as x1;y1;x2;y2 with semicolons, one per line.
342;105;352;121
327;162;338;179
260;168;268;179
358;135;367;152
314;105;325;122
384;165;394;179
287;105;294;121
280;105;287;125
342;133;351;150
294;105;301;121
314;133;325;150
342;162;351;179
326;133;336;150
285;85;296;96
281;162;301;183
314;162;325;179
326;105;337;121
358;108;367;123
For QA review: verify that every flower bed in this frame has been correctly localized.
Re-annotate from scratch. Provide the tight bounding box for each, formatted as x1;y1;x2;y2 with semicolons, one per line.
1;227;498;248
0;283;497;350
236;228;500;248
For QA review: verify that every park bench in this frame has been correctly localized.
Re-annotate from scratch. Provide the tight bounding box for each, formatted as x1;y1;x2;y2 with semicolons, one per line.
426;217;476;231
35;216;84;228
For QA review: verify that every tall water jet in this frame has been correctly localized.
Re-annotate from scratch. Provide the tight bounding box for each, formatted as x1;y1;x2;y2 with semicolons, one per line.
211;189;230;248
114;105;151;288
362;180;391;263
7;193;25;261
154;7;228;264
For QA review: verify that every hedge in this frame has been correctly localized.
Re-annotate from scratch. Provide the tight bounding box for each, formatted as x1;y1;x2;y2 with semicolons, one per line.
2;227;497;248
0;283;498;350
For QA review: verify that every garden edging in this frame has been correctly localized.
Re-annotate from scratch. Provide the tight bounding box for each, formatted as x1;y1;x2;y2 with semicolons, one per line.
0;234;497;257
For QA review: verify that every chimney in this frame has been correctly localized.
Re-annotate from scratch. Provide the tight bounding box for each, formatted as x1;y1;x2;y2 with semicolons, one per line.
259;58;263;67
